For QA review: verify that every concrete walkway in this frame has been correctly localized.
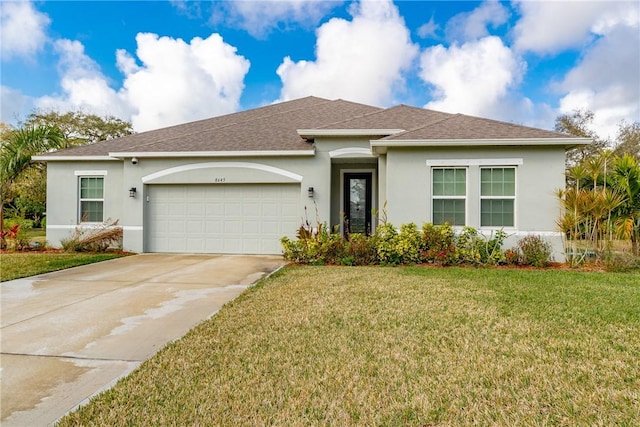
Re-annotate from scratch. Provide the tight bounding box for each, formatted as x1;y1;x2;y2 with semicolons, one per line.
0;254;284;426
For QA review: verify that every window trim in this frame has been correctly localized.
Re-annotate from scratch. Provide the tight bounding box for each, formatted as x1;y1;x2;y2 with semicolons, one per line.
431;167;467;227
78;176;105;224
479;166;517;229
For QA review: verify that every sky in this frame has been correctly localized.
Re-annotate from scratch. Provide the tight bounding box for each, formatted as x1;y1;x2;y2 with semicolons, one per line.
1;0;639;139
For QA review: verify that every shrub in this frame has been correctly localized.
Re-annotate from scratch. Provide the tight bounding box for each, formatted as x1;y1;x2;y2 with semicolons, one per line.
374;222;400;265
345;233;377;266
422;223;456;265
395;223;423;264
1;220;32;251
480;230;508;265
61;219;123;252
503;248;520;265
518;235;552;267
602;251;640;272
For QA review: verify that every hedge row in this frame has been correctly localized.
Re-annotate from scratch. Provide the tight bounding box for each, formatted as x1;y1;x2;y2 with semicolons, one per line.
281;222;552;267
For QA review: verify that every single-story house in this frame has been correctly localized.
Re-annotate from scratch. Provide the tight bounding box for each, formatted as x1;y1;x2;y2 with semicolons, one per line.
34;96;590;258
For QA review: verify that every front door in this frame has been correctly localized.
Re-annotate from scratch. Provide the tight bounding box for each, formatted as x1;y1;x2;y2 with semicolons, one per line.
343;172;372;235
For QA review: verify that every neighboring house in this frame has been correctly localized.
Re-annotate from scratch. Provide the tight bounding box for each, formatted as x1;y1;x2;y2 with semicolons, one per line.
34;96;590;258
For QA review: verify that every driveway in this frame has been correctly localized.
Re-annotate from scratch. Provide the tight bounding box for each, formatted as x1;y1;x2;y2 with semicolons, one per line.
0;254;284;426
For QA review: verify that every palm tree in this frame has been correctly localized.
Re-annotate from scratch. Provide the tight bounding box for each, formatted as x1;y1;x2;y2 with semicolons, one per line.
0;125;64;247
609;155;640;254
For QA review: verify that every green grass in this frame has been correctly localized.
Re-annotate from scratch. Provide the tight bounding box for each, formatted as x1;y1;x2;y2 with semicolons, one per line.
0;252;127;282
57;267;640;426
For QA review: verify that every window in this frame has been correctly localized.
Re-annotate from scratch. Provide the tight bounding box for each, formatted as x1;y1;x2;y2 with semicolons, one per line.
432;168;466;226
481;167;515;227
79;177;104;222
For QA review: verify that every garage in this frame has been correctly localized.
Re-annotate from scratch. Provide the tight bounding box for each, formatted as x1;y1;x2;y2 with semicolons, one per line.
147;184;301;254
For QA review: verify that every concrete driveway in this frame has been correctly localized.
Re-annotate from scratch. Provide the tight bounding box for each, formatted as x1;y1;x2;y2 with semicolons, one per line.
0;253;284;426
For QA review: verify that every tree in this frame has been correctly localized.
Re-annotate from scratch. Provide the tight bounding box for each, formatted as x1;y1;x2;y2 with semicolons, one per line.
554;109;610;165
0;125;64;246
23;110;133;148
614;121;640;159
2;111;134;236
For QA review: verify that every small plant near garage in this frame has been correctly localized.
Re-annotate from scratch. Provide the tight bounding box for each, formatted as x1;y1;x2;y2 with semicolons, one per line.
60;218;123;252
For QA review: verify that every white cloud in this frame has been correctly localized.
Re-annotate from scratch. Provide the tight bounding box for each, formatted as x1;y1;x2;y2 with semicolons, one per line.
419;36;525;118
1;85;34;124
33;33;250;132
36;39;130;119
276;0;418;106
118;33;250;131
512;0;638;54
445;0;509;43
417;16;439;39
0;1;50;60
558;22;640;139
209;0;342;39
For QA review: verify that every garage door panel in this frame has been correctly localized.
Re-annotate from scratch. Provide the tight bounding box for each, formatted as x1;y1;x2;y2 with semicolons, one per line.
148;184;300;254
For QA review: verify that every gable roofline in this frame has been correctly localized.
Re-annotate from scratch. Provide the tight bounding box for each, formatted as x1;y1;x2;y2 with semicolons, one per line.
371;137;592;154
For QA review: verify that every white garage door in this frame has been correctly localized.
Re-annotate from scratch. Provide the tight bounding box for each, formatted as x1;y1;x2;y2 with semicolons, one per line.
148;184;300;254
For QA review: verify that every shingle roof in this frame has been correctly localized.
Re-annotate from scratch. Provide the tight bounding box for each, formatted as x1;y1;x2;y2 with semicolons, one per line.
319;105;453;130
382;113;573;140
41;96;380;157
38;96;577;158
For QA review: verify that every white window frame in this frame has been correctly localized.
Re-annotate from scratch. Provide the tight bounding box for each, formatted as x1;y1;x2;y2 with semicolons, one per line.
78;176;105;224
479;166;517;229
431;167;467;227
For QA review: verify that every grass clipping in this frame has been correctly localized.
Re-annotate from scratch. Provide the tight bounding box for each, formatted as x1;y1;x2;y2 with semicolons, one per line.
61;219;122;252
58;267;640;426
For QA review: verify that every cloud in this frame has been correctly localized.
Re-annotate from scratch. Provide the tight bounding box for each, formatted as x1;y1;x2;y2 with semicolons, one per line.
33;33;250;132
1;85;34;124
207;0;342;39
36;40;130;119
117;33;250;131
0;1;50;60
276;0;418;106
512;0;637;54
417;16;439;39
445;0;509;43
419;36;525;118
557;22;640;139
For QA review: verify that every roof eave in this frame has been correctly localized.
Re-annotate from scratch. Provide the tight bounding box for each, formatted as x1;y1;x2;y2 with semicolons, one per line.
297;129;405;138
108;150;316;158
32;155;119;162
370;137;592;154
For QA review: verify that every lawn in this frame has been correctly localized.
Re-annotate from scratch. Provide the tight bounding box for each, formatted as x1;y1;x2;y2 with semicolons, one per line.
57;266;639;426
0;252;127;282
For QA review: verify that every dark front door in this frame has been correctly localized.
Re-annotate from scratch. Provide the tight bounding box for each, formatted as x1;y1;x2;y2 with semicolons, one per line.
343;172;372;235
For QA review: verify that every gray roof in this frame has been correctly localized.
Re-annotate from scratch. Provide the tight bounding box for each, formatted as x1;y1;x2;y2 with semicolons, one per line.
382;113;572;140
38;96;576;158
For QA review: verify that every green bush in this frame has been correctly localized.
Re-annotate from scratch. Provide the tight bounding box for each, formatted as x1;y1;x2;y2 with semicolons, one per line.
422;223;456;265
395;223;423;264
344;233;377;266
517;235;552;267
374;222;400;265
602;251;640;272
282;221;513;268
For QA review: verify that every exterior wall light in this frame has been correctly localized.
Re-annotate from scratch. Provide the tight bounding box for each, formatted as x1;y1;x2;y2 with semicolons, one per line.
129;187;137;198
308;187;314;198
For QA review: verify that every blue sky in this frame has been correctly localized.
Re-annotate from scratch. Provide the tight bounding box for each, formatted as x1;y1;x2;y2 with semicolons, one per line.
1;1;638;138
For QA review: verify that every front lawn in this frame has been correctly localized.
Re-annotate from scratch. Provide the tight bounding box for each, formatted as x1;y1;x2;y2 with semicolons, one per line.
58;267;639;426
0;252;127;282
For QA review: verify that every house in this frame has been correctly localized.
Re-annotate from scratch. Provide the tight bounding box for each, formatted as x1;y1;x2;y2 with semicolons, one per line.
34;96;590;258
